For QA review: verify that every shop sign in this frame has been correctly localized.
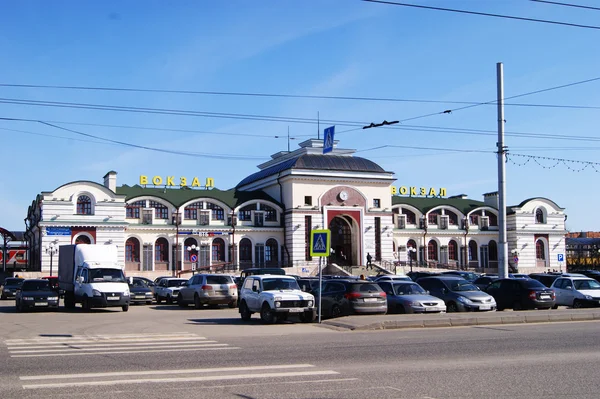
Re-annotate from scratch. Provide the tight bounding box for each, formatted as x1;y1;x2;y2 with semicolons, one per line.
390;186;447;197
46;227;72;236
140;175;214;188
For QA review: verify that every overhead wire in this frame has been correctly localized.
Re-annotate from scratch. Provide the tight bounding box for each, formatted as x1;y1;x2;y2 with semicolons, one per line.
530;0;600;12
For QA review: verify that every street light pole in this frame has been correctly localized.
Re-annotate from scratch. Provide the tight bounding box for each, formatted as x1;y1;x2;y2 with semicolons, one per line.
172;209;181;277
187;244;198;275
45;241;58;276
408;247;416;273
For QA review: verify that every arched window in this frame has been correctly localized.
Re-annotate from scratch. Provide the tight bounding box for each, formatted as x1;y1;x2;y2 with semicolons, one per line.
239;238;252;265
488;240;498;261
76;195;92;215
402;209;416;225
126;200;145;219
428;211;440;225
125;237;140;262
183;237;197;261
239;204;254;221
536;240;546;260
184;202;203;220
75;235;91;244
155;237;169;262
407;239;417;261
468;240;478;261
150;201;168;219
212;238;225;262
427;240;438;261
266;238;279;266
260;203;277;221
535;208;545;224
206;202;224;220
446;211;458;225
448;240;458;261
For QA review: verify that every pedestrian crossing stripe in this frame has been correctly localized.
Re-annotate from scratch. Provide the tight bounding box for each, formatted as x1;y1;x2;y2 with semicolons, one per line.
310;229;330;257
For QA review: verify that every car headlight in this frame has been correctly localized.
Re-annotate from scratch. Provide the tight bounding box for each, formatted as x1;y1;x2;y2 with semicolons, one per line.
584;295;593;300
457;296;473;304
122;291;130;297
274;296;282;301
23;296;34;301
92;289;102;297
146;292;153;296
307;300;313;307
274;301;281;308
48;297;58;301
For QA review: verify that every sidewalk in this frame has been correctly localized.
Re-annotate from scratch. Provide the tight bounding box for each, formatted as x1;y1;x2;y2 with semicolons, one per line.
320;308;600;331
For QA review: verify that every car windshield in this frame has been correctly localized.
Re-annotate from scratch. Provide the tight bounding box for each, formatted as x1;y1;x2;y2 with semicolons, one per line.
206;276;233;284
22;281;50;291
522;279;546;289
394;283;426;295
262;278;300;291
449;281;478;291
5;278;24;286
167;279;187;287
131;279;148;288
574;279;600;290
89;268;126;283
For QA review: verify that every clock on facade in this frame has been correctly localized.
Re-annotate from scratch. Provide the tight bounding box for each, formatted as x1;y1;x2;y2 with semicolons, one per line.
339;191;349;201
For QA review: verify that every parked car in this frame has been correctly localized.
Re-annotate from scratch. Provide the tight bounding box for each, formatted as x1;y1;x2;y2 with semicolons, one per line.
236;268;286;291
442;271;480;282
406;271;440;282
134;276;156;287
15;279;59;312
316;279;387;318
473;276;499;291
238;275;316;323
529;273;561;287
42;276;65;298
128;277;154;305
511;273;531;279
578;270;600;283
373;275;412;282
154;278;188;304
485;278;555;310
178;274;237;308
1;277;24;300
416;276;496;312
551;276;600;308
297;277;321;294
378;281;446;314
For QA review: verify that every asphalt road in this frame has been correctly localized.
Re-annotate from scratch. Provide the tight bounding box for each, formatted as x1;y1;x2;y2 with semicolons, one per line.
1;301;599;398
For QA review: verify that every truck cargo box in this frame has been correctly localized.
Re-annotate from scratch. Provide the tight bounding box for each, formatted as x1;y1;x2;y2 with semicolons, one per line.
58;245;77;291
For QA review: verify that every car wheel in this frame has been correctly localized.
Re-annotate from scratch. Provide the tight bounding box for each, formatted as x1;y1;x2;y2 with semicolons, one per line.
156;296;163;305
194;295;202;309
573;299;583;309
331;304;342;318
299;311;315;323
552;304;559;309
260;303;275;324
228;301;237;309
447;302;459;313
239;301;252;321
82;296;91;312
166;296;173;305
122;305;129;312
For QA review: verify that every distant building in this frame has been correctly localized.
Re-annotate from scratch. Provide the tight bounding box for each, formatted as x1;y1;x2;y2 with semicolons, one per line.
566;232;600;270
23;139;566;277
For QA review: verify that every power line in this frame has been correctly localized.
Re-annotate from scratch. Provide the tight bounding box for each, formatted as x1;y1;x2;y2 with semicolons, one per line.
356;144;494;154
361;0;600;30
507;153;600;172
0;117;268;161
0;127;114;145
530;0;600;12
0;83;599;110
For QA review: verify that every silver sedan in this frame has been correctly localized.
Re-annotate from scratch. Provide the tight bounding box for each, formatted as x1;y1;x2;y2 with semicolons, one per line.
378;281;446;314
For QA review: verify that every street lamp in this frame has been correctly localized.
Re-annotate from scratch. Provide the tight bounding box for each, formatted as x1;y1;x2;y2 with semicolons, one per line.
187;244;198;274
45;241;58;276
172;209;181;277
407;246;417;273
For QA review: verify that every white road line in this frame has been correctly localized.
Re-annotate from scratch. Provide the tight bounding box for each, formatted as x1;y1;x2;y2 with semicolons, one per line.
5;332;198;343
7;338;211;350
22;370;340;389
6;336;204;346
12;346;239;358
10;342;221;354
21;364;316;380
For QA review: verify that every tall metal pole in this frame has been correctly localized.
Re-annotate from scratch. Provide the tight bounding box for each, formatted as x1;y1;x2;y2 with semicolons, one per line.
497;62;508;279
318;255;322;324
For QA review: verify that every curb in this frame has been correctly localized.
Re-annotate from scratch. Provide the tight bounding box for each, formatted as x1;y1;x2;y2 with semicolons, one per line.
321;311;600;331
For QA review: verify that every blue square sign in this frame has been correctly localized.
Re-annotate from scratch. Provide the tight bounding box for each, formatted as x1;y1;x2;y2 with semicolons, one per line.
557;253;564;262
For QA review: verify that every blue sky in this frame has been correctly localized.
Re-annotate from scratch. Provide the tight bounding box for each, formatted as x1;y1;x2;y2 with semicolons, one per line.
1;0;599;232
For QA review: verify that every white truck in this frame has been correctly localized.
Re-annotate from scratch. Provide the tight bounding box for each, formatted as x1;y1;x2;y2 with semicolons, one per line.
239;274;316;323
58;244;130;311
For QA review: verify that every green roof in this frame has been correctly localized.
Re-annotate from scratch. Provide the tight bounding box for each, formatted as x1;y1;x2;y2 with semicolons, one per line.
116;185;282;208
392;196;494;215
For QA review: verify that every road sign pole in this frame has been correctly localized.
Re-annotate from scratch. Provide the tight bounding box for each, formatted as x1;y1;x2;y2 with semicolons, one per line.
318;256;322;324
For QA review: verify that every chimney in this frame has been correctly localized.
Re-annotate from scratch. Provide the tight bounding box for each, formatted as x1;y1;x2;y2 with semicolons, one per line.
103;171;117;193
482;191;498;208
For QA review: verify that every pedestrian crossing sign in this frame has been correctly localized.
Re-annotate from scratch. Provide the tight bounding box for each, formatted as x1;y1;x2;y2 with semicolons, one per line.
310;229;331;257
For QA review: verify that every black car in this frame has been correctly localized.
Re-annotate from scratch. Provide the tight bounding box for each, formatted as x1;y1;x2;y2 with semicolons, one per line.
578;270;600;283
15;279;60;312
1;277;24;299
297;277;321;294
129;277;154;305
407;271;440;282
317;279;387;318
529;273;561;287
485;278;555;310
442;271;480;282
473;276;499;291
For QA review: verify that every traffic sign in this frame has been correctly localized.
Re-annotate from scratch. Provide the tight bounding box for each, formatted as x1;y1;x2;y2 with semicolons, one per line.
190;254;198;262
323;126;335;154
310;229;331;257
557;253;564;262
513;256;519;264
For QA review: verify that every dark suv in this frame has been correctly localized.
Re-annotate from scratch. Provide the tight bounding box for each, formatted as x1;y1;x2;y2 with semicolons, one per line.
317;279;387;318
529;273;561;287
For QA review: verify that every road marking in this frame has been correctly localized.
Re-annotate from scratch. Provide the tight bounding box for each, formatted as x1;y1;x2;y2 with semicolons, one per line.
21;364;316;380
7;338;211;350
5;332;199;343
22;370;340;389
10;342;221;353
12;346;238;358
